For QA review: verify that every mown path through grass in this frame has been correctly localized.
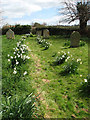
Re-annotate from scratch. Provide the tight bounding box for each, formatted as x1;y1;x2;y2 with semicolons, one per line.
26;36;89;118
27;45;60;118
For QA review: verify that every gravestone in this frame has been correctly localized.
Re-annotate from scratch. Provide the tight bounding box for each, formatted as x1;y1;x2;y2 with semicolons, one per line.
70;31;81;47
43;29;49;39
36;30;42;37
6;29;15;39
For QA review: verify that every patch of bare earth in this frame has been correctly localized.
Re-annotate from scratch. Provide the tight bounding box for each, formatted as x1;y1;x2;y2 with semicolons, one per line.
42;79;50;83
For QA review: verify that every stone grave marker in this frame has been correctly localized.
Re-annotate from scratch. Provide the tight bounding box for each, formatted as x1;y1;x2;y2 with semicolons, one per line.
36;30;42;37
6;29;15;39
43;29;49;39
70;31;81;47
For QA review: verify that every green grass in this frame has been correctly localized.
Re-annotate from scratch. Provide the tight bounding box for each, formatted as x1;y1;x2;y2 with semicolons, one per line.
26;35;89;118
2;35;34;97
2;35;90;118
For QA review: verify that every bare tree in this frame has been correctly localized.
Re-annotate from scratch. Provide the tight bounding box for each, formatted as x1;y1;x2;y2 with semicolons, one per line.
59;0;90;33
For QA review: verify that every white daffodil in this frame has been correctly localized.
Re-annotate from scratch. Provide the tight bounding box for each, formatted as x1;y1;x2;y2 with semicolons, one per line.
14;67;16;70
23;71;27;75
8;54;10;57
84;79;87;82
80;75;82;77
65;59;68;62
8;59;10;62
67;56;70;59
16;61;19;65
62;55;64;58
26;56;30;59
18;55;20;58
13;70;17;74
11;56;13;59
14;52;16;54
77;58;81;62
80;62;82;64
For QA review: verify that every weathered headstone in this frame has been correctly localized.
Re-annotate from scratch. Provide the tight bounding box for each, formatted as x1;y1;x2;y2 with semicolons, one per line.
6;29;15;39
70;31;81;47
43;29;49;39
36;30;42;37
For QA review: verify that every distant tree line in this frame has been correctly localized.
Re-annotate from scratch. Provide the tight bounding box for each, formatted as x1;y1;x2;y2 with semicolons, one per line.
2;24;31;35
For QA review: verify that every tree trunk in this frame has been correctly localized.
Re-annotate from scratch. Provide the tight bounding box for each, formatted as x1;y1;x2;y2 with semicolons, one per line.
80;19;87;34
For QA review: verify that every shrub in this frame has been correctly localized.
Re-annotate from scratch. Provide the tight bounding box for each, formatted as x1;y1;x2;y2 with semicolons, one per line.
2;93;38;119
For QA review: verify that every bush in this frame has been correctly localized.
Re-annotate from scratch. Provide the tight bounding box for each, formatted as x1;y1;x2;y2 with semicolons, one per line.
2;93;38;119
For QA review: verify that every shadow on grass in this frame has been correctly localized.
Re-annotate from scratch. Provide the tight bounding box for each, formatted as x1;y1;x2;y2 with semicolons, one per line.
59;71;79;77
77;84;90;98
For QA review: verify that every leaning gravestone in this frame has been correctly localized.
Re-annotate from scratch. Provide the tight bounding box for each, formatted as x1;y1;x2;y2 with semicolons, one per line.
36;30;42;37
6;29;15;39
70;31;81;47
43;29;49;39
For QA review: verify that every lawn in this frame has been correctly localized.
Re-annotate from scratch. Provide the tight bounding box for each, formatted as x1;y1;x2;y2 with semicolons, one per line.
2;34;90;119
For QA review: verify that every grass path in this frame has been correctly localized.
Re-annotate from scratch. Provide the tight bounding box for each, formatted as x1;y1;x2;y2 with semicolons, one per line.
26;36;89;118
28;47;60;118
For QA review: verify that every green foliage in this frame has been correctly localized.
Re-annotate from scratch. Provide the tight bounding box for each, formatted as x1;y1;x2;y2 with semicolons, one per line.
53;51;68;65
79;40;86;46
63;40;70;47
2;35;89;118
63;40;86;47
62;58;81;75
7;36;30;73
2;93;38;119
81;74;90;93
2;24;31;35
30;33;34;37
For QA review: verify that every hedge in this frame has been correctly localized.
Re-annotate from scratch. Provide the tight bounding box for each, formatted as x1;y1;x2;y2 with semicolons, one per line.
2;24;31;35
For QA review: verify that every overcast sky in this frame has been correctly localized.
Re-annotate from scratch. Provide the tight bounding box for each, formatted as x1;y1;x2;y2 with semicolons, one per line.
1;0;89;26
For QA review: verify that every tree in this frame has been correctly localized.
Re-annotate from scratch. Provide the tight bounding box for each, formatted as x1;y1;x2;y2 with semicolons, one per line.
59;0;90;33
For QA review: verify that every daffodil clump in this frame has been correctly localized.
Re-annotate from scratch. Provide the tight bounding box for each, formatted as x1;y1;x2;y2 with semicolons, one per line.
62;57;82;74
63;40;86;47
53;51;70;65
63;40;70;47
36;36;50;50
79;40;86;46
82;74;90;92
7;36;30;75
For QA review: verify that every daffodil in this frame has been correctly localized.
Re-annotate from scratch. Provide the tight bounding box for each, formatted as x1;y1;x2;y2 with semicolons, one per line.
23;71;27;75
84;79;87;82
